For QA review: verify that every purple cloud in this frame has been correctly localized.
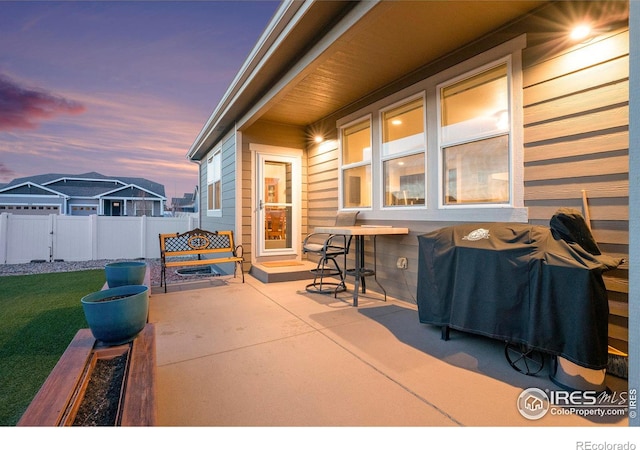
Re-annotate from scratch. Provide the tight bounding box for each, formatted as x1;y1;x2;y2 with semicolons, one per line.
0;162;15;179
0;74;85;131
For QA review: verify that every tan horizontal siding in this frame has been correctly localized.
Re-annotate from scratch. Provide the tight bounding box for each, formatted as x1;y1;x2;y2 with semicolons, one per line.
524;80;628;125
305;198;340;210
590;229;629;247
305;143;341;251
524;131;628;163
608;316;629;344
307;178;337;190
606;278;629;297
609;298;629;318
308;158;339;175
523;31;629;87
525;154;628;181
307;209;343;222
308;149;339;166
524;55;628;106
307;188;340;200
308;172;338;185
526;204;628;223
525;179;628;201
522;26;630;349
525;105;628;143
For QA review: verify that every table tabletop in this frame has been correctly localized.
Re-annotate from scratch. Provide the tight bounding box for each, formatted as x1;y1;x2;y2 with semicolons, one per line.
313;225;409;236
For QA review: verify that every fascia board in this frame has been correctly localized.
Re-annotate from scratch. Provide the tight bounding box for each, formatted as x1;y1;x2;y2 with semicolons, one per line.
43;176;125;186
97;184;167;200
187;0;310;160
0;181;69;198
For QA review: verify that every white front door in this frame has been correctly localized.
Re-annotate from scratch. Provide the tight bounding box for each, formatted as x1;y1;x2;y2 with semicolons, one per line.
256;150;301;257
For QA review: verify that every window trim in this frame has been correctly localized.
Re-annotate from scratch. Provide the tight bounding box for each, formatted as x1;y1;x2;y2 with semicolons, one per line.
436;57;513;209
335;34;527;223
378;92;427;210
339;114;373;211
206;147;222;217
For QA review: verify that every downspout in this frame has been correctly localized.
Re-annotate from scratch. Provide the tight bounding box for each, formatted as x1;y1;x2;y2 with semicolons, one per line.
235;121;243;250
187;153;202;227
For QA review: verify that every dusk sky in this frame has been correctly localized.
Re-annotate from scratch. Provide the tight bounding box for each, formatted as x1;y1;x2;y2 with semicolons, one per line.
0;0;280;200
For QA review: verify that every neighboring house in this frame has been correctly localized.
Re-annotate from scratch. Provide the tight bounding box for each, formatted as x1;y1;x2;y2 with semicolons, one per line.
187;2;633;356
170;186;199;214
0;172;166;216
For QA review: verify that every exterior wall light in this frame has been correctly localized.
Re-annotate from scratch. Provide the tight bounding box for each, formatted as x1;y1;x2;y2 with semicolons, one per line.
570;24;591;41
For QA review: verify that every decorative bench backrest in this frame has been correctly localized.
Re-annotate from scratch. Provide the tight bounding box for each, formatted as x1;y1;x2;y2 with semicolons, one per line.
158;229;244;292
160;229;238;257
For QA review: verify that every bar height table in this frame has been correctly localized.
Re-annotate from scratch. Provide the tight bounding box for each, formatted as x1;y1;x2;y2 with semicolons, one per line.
312;225;409;306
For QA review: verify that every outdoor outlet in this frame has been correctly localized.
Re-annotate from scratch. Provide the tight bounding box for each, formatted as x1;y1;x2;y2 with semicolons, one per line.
397;257;408;270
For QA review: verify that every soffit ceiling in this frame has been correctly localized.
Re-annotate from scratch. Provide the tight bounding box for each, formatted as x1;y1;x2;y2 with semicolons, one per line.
254;0;546;128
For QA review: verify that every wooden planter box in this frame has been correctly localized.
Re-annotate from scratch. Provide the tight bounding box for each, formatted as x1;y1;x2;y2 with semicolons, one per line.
17;323;156;426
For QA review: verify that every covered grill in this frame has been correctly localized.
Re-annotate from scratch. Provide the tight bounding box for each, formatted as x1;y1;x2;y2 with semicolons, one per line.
416;209;623;372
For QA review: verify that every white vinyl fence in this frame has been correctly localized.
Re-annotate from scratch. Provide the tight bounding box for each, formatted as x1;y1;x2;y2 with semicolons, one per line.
0;213;199;264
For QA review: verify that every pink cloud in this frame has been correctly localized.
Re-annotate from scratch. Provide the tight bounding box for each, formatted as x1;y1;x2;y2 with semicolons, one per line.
0;74;86;131
0;162;15;180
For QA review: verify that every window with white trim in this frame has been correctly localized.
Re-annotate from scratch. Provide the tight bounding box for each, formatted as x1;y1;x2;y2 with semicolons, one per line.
335;35;525;222
381;96;426;207
207;149;221;212
340;117;372;208
439;62;511;205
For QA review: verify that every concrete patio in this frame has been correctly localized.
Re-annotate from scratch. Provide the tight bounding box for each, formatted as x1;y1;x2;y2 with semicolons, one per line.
149;273;628;427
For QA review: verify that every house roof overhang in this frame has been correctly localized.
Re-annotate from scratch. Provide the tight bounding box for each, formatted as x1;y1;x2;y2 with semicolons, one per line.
0;181;69;198
98;184;167;201
187;0;627;161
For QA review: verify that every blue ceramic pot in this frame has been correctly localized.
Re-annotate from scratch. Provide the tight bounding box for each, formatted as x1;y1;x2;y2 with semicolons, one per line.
81;285;149;345
105;261;146;288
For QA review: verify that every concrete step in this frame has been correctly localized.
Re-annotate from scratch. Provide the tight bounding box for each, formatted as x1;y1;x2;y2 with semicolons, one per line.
249;260;319;283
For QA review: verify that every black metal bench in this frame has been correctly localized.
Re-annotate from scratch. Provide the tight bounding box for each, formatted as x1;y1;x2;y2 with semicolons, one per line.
159;228;244;292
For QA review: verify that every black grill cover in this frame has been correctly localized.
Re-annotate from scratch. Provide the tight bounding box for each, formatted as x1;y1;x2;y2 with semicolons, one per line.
416;209;623;369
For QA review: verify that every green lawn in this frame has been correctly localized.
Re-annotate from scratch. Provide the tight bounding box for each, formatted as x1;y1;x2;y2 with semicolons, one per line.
0;270;105;426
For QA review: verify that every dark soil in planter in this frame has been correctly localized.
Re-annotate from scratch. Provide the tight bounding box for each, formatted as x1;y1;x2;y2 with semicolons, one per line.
73;353;127;426
96;294;131;302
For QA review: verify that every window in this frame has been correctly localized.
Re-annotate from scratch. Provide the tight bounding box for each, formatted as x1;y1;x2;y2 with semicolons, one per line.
439;63;510;205
207;149;221;212
341;118;371;208
381;96;426;207
335;36;525;222
134;201;152;216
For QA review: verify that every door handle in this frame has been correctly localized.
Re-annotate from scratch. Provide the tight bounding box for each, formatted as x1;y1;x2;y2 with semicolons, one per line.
259;199;264;210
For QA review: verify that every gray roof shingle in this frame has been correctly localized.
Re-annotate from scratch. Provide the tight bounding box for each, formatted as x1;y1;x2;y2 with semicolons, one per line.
2;172;166;198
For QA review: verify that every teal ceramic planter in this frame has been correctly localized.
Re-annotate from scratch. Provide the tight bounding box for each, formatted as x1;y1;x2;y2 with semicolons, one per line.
81;285;149;345
105;261;146;288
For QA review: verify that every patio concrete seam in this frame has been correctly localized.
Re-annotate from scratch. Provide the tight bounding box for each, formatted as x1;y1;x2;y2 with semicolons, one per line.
154;328;321;369
246;282;465;426
311;328;465;426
